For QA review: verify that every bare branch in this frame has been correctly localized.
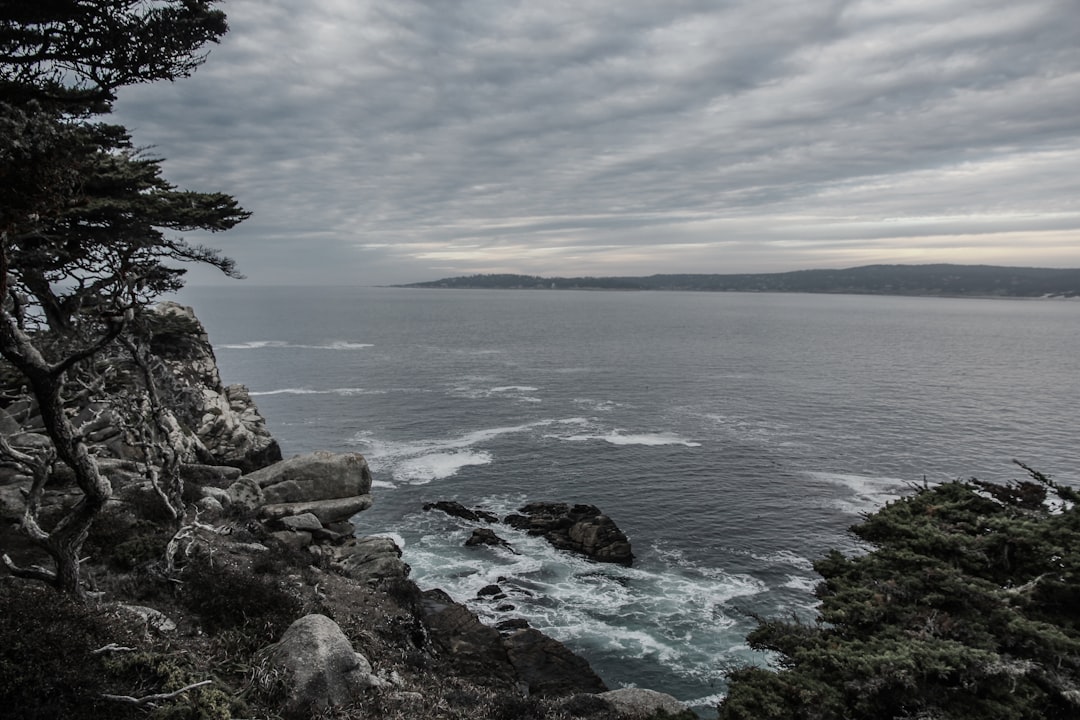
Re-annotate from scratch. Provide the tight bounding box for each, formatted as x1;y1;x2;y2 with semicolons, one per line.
2;553;57;584
101;680;213;706
91;643;136;655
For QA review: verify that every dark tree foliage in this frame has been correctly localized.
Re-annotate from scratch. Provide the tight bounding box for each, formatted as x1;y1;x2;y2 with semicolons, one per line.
718;462;1080;720
0;0;228;107
0;1;247;595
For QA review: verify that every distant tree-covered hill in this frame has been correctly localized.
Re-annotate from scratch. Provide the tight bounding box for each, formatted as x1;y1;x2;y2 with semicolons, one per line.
400;264;1080;298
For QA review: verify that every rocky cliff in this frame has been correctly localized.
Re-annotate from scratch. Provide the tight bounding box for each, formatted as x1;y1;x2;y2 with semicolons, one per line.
0;304;693;720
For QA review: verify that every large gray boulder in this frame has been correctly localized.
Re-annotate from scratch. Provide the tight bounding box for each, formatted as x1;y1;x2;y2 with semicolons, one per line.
244;451;372;502
331;536;411;583
260;495;373;525
260;614;385;718
227;451;375;524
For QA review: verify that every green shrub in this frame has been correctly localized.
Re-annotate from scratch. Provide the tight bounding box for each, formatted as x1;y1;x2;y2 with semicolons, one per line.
0;583;142;719
179;554;304;640
104;651;239;720
85;511;172;572
719;466;1080;720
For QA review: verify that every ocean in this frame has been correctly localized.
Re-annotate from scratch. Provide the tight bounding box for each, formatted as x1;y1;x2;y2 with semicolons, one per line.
175;285;1080;715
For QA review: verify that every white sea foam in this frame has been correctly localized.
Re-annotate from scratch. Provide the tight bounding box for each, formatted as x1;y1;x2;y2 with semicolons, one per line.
806;471;910;514
248;387;377;397
557;430;702;447
393;450;493;484
572;398;628;413
354;421;559;484
705;413;795;445
781;574;819;593
683;692;728;710
450;383;543;403
220;339;372;350
368;532;406;550
750;549;816;572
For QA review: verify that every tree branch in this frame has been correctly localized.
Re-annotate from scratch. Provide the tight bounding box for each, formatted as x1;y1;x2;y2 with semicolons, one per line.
101;680;213;706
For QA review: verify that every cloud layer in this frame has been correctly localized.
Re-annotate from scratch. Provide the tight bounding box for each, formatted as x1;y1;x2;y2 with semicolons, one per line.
114;0;1080;284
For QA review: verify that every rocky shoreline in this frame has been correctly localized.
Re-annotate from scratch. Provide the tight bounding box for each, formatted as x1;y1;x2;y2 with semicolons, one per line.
0;304;694;719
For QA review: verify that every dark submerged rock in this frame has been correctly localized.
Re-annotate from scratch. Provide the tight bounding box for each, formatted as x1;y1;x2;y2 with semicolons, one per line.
423;500;499;523
504;502;634;566
465;527;517;552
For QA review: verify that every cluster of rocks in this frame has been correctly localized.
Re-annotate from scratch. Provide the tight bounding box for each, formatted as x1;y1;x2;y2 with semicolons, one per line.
424;500;635;566
260;608;688;719
176;450;409;586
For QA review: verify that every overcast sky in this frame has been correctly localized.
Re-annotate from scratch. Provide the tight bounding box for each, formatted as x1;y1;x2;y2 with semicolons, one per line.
113;0;1080;286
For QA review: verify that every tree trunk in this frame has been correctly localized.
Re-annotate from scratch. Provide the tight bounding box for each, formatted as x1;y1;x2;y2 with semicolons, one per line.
0;308;112;597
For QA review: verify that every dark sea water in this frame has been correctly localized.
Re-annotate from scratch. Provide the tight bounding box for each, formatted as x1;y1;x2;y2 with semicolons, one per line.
175;285;1080;714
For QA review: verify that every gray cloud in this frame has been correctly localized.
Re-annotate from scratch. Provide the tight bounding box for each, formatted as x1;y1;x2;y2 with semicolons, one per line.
114;0;1080;285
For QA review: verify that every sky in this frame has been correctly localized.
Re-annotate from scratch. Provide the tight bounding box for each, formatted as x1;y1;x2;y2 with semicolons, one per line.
113;0;1080;286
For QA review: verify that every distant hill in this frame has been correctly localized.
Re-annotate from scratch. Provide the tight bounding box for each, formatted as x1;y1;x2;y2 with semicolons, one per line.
399;264;1080;298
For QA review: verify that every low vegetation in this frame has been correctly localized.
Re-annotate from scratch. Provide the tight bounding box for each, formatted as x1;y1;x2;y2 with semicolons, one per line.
718;462;1080;719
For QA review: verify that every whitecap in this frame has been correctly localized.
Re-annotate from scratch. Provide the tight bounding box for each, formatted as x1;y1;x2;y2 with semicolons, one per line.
572;398;628;412
393;451;493;484
556;430;702;447
367;532;406;550
805;471;910;514
219;339;372;350
683;691;728;709
749;549;816;572
220;340;291;349
248;387;375;397
781;575;819;593
354;420;562;481
449;383;543;402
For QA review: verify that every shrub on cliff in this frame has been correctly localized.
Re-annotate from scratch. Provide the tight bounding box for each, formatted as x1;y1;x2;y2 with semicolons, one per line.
0;583;142;719
179;553;305;641
718;462;1080;720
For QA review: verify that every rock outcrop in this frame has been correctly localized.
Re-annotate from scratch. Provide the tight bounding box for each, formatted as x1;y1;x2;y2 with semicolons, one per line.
420;588;519;687
505;502;634;566
465;528;517;553
330;536;411;584
419;588;610;699
148;302;282;472
503;627;608;697
0;302;281;479
229;451;374;525
259;614;386;718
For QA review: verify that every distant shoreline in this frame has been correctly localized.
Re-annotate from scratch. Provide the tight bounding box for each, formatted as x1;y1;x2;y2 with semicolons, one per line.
395;263;1080;300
